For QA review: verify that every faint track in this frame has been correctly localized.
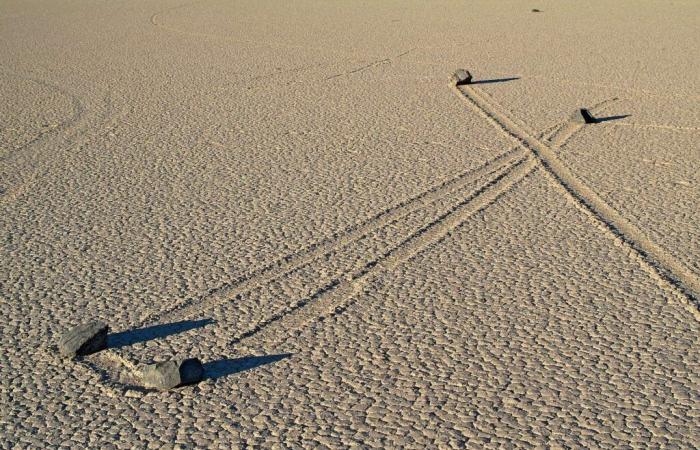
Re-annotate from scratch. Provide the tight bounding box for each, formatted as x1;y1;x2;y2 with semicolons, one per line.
324;49;415;81
149;1;416;70
0;73;122;203
0;72;85;161
149;1;208;39
527;72;700;102
454;83;700;317
325;59;390;80
605;123;700;133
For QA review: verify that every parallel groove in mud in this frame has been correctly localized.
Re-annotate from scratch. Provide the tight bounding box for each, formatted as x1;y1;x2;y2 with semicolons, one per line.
454;83;700;317
89;151;535;389
231;158;538;351
88;91;603;388
141;147;528;326
223;105;599;350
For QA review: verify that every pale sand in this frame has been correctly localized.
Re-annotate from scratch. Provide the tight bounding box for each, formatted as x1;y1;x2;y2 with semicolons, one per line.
1;0;699;447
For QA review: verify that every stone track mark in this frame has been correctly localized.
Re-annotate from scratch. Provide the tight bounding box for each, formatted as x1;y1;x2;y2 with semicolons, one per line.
149;1;205;38
455;83;700;318
85;111;589;391
607;123;700;133
85;153;532;393
325;59;388;81
231;158;538;352
132;109;586;346
141;147;528;327
1;77;121;203
325;49;415;81
545;98;619;149
0;71;85;161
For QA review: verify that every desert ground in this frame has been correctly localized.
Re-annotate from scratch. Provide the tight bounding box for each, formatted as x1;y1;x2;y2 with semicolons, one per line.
1;0;699;447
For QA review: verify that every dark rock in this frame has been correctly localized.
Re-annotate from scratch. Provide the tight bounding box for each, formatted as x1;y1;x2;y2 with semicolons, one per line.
141;358;204;390
572;108;597;124
179;358;205;385
532;9;542;13
58;321;109;358
455;69;473;86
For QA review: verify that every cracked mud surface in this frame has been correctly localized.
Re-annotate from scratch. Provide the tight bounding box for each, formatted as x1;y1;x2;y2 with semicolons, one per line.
1;0;698;447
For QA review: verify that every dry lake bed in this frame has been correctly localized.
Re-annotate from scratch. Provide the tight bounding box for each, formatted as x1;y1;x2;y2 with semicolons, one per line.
1;0;699;447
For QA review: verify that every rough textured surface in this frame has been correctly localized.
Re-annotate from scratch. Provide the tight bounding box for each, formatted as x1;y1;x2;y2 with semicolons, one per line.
141;358;204;390
57;321;108;358
1;0;699;447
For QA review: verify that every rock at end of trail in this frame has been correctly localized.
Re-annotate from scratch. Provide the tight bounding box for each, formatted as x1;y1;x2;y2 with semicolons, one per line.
179;358;205;385
532;9;542;13
141;358;204;390
58;321;109;358
455;69;473;86
571;108;597;124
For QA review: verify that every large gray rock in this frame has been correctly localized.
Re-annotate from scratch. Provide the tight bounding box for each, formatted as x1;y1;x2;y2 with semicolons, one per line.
58;321;109;358
455;69;473;86
572;108;597;124
141;358;204;390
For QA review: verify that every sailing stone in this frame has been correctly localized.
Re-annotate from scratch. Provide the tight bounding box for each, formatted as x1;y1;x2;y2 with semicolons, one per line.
455;69;473;86
141;358;204;390
58;321;109;358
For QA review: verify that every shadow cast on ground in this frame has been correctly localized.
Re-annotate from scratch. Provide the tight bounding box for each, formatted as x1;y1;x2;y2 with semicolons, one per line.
594;114;630;123
471;77;520;85
108;319;215;349
204;354;292;380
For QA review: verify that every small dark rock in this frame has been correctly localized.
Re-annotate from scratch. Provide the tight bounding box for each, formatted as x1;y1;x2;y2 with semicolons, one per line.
532;9;542;13
58;321;109;358
455;69;473;86
572;108;597;124
141;358;204;390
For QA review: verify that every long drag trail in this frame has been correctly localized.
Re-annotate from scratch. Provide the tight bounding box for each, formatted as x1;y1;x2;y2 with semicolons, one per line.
85;97;619;390
454;83;700;318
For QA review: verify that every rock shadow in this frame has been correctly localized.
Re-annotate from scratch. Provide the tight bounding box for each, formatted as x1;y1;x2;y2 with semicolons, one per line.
594;114;630;123
204;353;292;380
108;319;215;349
471;77;520;85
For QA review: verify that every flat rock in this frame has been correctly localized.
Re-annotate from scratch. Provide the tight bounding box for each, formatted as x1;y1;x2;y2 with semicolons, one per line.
455;69;473;86
572;108;597;124
58;321;109;358
141;358;204;390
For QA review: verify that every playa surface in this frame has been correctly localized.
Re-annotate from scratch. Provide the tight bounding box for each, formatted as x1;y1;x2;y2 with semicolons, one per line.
1;0;699;447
